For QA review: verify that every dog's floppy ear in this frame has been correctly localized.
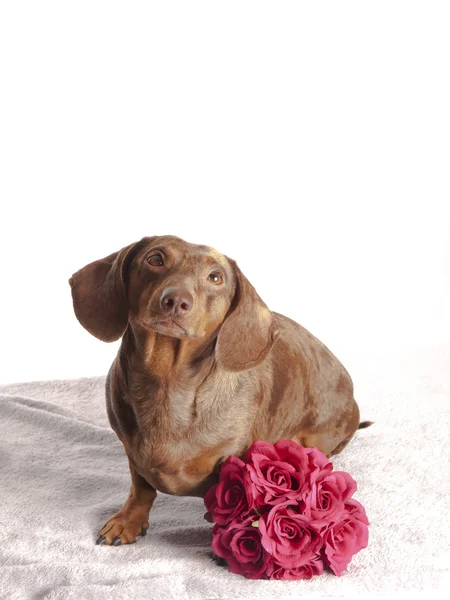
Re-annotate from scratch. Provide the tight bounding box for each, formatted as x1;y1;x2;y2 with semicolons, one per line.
216;260;277;371
69;242;140;342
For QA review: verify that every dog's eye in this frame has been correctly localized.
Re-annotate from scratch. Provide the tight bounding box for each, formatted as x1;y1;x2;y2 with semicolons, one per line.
208;272;223;285
147;255;164;267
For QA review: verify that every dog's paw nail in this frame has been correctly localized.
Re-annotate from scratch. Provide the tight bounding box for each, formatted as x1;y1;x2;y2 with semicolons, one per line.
95;535;106;545
140;527;148;536
112;536;122;546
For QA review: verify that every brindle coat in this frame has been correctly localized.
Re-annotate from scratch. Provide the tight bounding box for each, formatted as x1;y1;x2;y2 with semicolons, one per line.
69;235;364;546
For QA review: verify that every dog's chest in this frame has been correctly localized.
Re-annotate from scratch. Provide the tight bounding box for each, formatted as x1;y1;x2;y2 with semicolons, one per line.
118;378;240;495
130;435;226;497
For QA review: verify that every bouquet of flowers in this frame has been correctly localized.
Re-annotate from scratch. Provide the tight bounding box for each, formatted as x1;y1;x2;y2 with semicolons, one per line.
204;440;369;580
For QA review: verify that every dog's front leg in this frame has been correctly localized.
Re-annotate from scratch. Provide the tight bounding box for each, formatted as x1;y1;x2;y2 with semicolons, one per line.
96;460;156;546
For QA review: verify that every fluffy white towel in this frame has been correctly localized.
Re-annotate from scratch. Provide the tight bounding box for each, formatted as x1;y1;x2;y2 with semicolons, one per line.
1;344;449;599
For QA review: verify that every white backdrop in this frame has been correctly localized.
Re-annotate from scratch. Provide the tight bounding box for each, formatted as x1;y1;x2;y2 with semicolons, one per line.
0;1;449;385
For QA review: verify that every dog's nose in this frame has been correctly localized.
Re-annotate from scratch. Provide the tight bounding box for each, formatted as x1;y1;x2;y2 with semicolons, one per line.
160;287;193;315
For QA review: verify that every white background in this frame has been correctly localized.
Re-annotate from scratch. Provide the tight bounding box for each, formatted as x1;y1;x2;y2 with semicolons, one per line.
0;1;449;385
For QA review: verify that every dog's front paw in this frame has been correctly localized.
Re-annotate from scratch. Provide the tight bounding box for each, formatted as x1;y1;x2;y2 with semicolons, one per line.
96;510;149;546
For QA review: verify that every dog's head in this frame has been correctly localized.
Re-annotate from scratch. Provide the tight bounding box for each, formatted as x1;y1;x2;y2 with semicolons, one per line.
69;236;276;371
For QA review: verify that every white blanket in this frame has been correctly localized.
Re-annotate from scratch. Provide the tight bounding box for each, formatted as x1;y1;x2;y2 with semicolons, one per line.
1;344;449;599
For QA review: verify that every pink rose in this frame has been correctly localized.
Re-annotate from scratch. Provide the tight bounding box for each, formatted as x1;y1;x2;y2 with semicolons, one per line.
259;503;322;568
244;440;311;507
205;440;369;580
304;446;333;482
212;519;270;579
266;555;324;580
322;499;369;576
204;456;251;526
304;470;357;527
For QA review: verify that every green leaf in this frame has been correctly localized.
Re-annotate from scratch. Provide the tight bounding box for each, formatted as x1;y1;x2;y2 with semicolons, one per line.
251;520;260;528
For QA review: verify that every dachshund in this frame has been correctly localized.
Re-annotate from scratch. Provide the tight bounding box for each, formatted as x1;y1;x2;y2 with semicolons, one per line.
69;235;368;546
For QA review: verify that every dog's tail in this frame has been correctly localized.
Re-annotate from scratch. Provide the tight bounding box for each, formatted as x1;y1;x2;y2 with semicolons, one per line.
358;420;374;429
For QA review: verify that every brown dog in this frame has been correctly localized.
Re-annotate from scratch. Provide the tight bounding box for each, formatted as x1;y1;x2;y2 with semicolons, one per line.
70;235;366;546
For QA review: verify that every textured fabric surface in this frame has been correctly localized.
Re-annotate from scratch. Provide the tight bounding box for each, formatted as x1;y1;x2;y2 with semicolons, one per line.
1;344;449;599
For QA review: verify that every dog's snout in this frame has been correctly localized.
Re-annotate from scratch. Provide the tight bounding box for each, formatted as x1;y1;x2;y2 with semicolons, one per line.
160;287;193;315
